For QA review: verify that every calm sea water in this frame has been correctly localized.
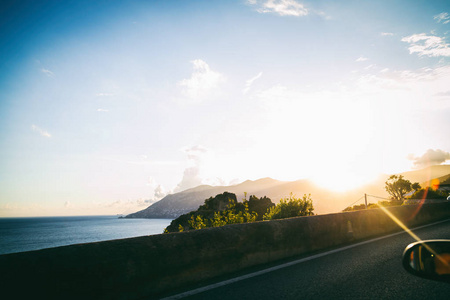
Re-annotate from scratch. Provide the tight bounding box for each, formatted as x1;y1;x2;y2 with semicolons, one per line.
0;216;172;255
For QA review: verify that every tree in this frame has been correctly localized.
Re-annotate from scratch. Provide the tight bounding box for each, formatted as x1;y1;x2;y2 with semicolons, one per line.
164;192;269;233
385;175;419;203
247;195;275;221
412;182;421;192
263;193;314;220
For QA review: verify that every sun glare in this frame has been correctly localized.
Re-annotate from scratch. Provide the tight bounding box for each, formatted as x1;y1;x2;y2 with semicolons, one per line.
311;169;378;192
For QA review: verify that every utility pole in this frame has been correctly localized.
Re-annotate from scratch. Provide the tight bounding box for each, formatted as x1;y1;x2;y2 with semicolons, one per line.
365;194;368;209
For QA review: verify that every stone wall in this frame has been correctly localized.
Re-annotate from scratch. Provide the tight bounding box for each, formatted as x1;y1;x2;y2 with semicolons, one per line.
0;202;449;299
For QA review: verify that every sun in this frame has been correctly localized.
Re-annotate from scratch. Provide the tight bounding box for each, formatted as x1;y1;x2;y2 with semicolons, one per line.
311;172;371;192
309;165;379;192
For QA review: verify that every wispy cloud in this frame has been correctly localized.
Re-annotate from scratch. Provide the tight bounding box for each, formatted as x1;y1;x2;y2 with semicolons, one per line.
402;33;450;57
364;64;377;70
249;0;308;17
357;66;448;88
354;65;450;111
31;124;52;138
102;198;156;212
243;72;263;94
178;59;224;102
434;12;450;24
381;32;394;36
97;108;109;112
356;56;368;62
41;68;54;77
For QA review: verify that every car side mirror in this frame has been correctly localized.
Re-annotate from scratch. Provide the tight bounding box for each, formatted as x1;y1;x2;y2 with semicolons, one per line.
402;240;450;283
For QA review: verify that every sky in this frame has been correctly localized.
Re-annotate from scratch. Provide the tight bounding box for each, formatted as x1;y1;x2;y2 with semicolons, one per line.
1;0;450;217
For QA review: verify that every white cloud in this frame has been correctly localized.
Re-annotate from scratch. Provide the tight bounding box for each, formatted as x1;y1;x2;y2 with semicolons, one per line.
364;64;377;70
356;56;368;62
249;0;308;17
381;32;394;36
174;146;206;192
409;149;450;169
31;124;52;138
153;185;167;199
243;72;263;94
41;68;54;77
401;33;450;57
178;59;224;102
434;12;450;24
97;108;109;112
173;145;230;192
146;177;168;201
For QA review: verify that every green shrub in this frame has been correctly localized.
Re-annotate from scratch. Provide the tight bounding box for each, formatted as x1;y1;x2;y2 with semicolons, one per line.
263;193;314;220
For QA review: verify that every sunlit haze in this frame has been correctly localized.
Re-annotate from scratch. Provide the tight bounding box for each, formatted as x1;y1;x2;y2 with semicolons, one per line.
1;0;450;217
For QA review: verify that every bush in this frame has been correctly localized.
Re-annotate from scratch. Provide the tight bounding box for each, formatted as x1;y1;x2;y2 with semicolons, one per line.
164;192;272;233
409;188;447;200
263;193;314;220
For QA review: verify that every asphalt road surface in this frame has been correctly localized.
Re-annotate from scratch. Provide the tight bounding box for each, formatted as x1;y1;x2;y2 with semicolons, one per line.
162;219;450;300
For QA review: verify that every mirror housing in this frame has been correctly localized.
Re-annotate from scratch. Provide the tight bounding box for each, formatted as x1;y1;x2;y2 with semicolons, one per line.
402;240;450;283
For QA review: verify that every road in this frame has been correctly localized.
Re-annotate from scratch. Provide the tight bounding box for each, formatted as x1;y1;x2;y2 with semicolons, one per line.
162;219;450;300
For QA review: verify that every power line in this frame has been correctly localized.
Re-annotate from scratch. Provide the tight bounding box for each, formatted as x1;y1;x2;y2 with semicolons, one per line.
367;194;391;201
343;194;392;211
344;195;365;209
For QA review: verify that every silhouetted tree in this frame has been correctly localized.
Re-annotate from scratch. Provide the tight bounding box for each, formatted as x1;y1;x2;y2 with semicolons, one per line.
385;175;419;203
247;195;275;221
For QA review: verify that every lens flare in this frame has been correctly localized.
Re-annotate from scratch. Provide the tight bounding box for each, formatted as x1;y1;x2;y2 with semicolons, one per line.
378;203;448;267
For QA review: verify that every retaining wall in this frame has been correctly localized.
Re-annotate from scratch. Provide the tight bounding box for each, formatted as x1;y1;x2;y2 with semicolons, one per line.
1;202;449;299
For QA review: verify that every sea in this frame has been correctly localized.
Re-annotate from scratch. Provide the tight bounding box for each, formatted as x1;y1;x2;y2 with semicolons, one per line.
0;216;173;255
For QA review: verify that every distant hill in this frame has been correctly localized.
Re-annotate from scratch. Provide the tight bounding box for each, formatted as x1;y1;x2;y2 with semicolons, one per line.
125;178;287;219
399;165;450;184
124;165;450;219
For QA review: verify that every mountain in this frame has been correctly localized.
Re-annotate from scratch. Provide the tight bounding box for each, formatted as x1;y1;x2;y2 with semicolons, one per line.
124;165;450;219
124;177;385;218
124;178;286;219
399;165;450;185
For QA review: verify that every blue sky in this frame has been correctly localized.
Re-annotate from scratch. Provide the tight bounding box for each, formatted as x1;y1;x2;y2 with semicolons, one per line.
1;0;450;217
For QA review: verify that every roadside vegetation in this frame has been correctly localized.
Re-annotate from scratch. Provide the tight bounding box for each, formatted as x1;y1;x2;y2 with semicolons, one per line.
263;193;314;220
344;174;448;212
164;192;314;233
